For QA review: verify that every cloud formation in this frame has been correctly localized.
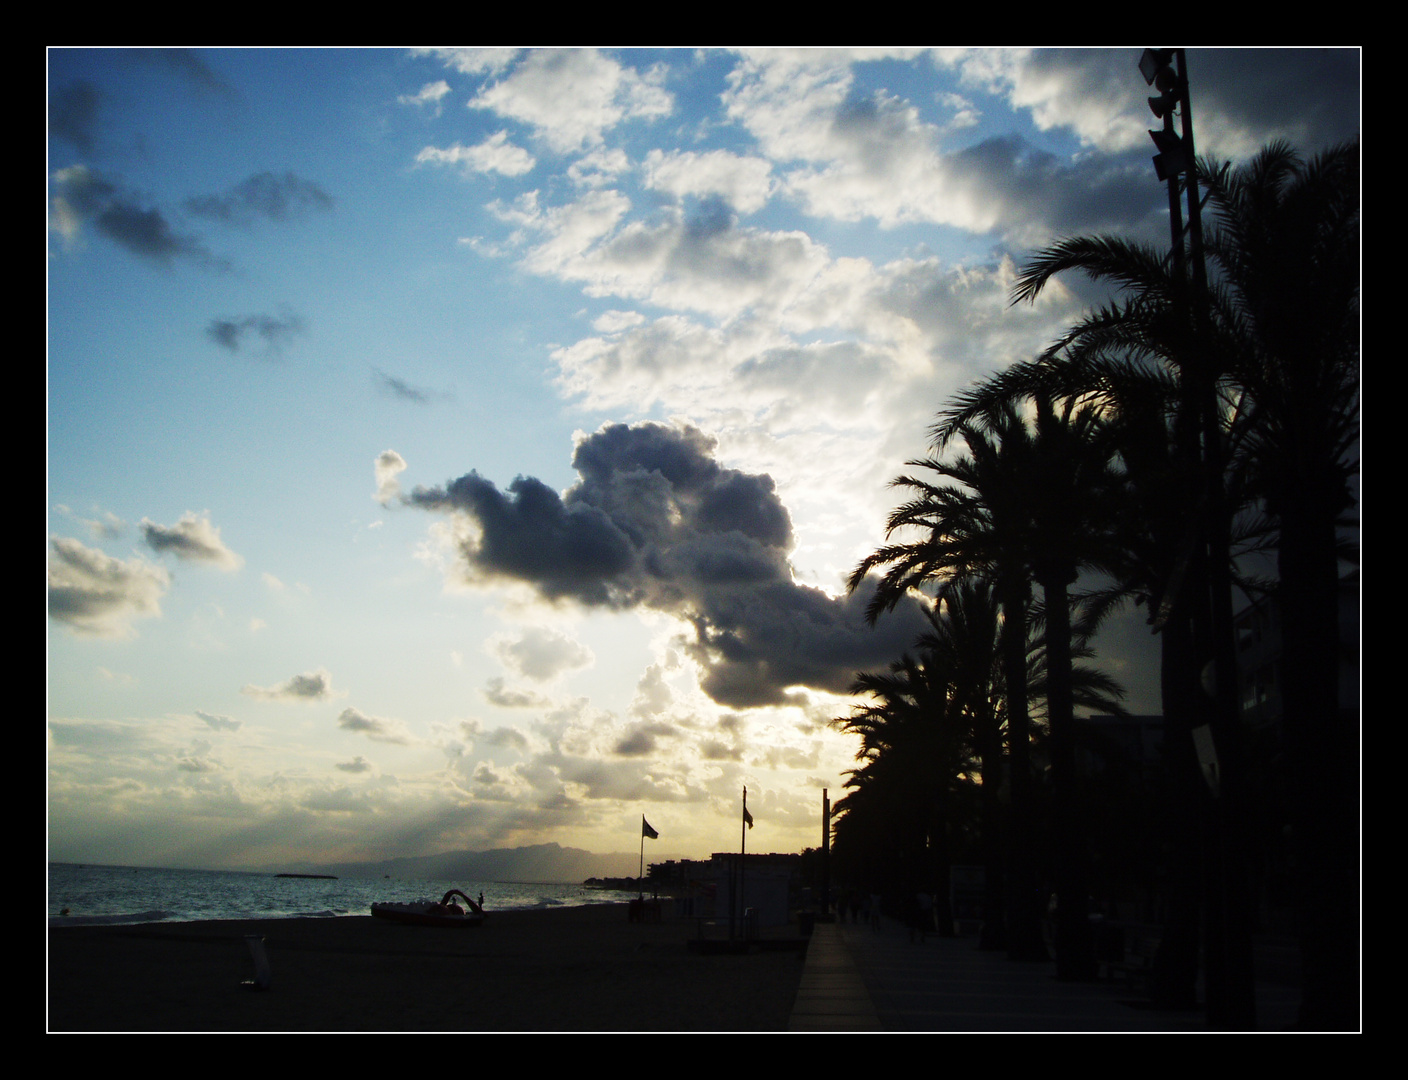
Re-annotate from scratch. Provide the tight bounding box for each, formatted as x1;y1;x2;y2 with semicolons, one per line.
374;450;408;505
488;627;594;682
140;512;243;570
184;171;334;225
417;132;536;177
196;711;241;732
241;668;340;702
471;49;672;153
408;421;928;706
48;537;169;638
49;81;101;154
337;707;414;745
50;165;224;268
206;310;305;354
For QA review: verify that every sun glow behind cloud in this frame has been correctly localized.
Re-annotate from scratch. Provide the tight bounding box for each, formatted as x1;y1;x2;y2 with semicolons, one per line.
47;47;1359;871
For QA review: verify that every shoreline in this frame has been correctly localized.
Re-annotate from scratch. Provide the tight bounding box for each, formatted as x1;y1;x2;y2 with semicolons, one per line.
48;903;808;1033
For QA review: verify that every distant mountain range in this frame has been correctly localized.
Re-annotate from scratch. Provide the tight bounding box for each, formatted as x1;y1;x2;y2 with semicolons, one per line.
296;842;652;884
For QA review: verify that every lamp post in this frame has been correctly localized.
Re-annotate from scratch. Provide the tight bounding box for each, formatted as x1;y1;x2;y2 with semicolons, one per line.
1139;47;1256;1031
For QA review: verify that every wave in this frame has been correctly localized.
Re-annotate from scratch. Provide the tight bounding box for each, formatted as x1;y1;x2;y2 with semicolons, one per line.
49;909;170;927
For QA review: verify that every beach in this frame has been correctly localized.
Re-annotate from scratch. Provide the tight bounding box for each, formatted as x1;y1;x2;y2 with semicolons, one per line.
47;903;808;1033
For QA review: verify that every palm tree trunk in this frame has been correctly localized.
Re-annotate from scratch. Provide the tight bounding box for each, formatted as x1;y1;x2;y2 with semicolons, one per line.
1040;566;1097;980
1148;609;1202;1010
1279;498;1358;1029
1001;580;1047;962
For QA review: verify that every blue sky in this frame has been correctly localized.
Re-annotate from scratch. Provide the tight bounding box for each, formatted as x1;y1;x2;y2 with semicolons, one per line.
47;48;1360;871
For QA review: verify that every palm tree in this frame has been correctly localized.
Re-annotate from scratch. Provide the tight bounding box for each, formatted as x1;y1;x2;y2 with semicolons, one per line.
853;393;1129;970
833;649;979;933
938;348;1209;1005
996;138;1358;1026
1199;140;1359;1029
851;402;1048;960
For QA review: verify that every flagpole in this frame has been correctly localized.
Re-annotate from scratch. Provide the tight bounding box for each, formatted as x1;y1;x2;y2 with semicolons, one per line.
740;786;748;939
639;818;645;900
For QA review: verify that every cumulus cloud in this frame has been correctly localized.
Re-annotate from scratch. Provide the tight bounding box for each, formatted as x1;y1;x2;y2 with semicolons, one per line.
483;726;530;752
420;47;520;78
417;132;536;177
337;756;373;773
716;49;1158;240
614;721;676;757
241;668;340;702
206;309;304;355
140;512;243;570
470;49;672;154
196;711;241;732
482;678;553;710
337;707;414;745
48;536;169;638
374;449;408;505
399;79;451;109
488;626;594;681
407;421;928;707
643;148;774;216
184;171;334;225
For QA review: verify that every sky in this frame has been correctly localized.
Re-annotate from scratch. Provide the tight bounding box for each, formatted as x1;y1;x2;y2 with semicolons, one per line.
47;47;1360;872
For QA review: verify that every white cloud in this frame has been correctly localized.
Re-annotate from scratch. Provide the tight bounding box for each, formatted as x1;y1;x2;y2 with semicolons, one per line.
48;536;169;639
471;49;673;154
487;626;594;682
416;132;536;177
140;512;243;570
942;48;1151;153
643;148;774;215
374;449;408;506
399;80;451;109
422;47;521;78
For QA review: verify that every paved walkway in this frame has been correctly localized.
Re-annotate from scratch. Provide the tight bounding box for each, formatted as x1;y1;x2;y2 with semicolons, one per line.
789;918;1302;1032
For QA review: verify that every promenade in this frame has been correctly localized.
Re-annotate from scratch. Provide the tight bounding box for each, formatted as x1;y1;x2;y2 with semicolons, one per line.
789;917;1304;1033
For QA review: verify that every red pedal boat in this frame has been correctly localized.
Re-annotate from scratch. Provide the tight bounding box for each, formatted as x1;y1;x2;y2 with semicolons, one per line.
371;888;485;927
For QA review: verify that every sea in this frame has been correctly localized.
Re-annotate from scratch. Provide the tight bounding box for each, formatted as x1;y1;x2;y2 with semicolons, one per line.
47;863;634;928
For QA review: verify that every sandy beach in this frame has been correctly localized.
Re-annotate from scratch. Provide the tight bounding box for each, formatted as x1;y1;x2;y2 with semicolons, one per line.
47;903;808;1033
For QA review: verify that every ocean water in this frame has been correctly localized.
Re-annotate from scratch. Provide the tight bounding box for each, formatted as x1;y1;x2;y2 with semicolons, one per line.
47;863;633;927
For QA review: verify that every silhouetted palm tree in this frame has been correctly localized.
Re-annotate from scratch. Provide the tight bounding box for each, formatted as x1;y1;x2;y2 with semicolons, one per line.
834;649;979;933
851;402;1049;959
1199;140;1360;1029
993;138;1358;1025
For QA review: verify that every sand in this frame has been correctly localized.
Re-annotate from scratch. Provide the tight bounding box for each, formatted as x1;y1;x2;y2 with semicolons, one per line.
47;904;809;1033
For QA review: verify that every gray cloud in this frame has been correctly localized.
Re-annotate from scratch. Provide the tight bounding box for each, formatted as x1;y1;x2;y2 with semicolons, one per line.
51;166;226;268
206;310;305;354
50;81;101;154
614;722;676;756
337;708;413;745
140;512;243;570
484;726;530;752
185;171;334;226
241;668;338;702
47;536;169;638
131;48;235;96
482;678;552;709
196;711;241;732
408;421;928;707
374;370;437;404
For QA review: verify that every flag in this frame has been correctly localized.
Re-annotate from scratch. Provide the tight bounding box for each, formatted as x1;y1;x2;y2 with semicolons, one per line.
743;806;753;829
642;816;659;840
